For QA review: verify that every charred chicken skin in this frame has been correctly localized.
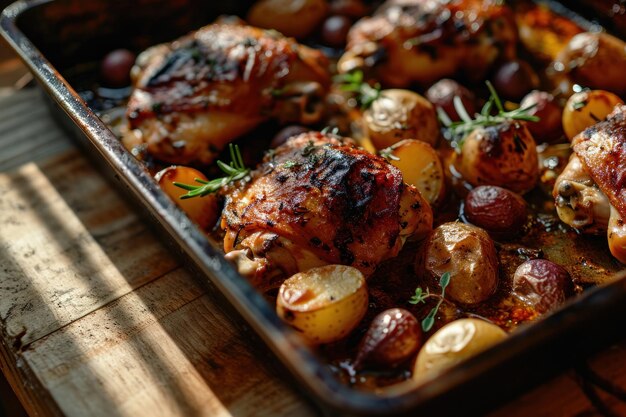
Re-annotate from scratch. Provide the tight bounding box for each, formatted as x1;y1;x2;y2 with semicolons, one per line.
554;104;626;263
221;132;433;289
124;24;330;165
338;0;518;87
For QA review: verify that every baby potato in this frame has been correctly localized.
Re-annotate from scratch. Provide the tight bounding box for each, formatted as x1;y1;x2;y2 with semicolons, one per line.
416;222;499;305
554;32;626;96
562;90;624;141
155;166;219;230
276;265;368;345
247;0;328;39
414;318;507;377
385;139;445;207
364;89;440;150
456;121;539;194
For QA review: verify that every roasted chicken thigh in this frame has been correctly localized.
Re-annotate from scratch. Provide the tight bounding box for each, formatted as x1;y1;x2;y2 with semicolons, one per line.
338;0;518;87
554;104;626;263
124;24;330;164
222;132;433;289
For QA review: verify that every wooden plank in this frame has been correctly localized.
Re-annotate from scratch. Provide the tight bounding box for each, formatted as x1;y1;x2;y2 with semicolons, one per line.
22;268;317;417
0;154;178;346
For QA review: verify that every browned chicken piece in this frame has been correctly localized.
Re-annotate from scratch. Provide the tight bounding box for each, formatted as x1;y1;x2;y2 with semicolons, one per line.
222;132;433;290
123;24;330;165
337;0;518;87
554;104;626;263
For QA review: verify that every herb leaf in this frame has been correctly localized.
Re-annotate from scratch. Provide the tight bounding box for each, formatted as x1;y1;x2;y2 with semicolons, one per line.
417;272;451;332
334;70;381;110
440;81;540;152
173;144;249;199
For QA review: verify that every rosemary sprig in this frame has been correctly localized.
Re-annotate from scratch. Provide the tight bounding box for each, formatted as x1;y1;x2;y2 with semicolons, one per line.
409;272;451;332
334;70;381;109
173;144;249;199
441;81;540;151
379;147;400;161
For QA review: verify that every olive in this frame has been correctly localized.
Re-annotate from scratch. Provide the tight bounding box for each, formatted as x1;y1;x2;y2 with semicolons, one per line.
101;49;136;87
355;308;422;368
270;125;309;148
519;90;564;143
513;259;573;314
464;185;527;240
321;15;352;48
492;60;540;101
425;79;477;122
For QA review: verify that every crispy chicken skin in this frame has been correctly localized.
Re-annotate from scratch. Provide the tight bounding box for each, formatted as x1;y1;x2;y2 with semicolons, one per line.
338;0;517;87
124;24;330;165
572;105;626;220
554;105;626;263
222;132;433;288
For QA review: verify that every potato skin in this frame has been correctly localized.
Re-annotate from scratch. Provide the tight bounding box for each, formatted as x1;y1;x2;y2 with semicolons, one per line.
414;318;507;377
456;121;539;194
513;259;573;313
520;90;564;143
364;89;440;149
247;0;328;39
554;32;626;96
416;222;499;305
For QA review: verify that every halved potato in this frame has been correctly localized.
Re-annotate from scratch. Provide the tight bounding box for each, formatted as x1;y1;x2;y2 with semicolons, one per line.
562;90;624;141
155;166;220;230
414;318;507;378
276;265;369;345
385;139;445;207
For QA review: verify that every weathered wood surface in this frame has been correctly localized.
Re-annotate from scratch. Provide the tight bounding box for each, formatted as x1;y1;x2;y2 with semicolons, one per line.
0;89;625;417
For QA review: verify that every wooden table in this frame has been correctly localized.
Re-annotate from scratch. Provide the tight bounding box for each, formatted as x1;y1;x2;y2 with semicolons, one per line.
1;68;626;417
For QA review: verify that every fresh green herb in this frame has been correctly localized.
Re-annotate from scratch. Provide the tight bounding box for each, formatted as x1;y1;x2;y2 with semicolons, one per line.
173;144;249;199
409;272;451;332
379;147;400;161
334;70;381;109
572;100;586;110
283;160;298;169
440;81;540;152
409;286;431;305
321;126;341;136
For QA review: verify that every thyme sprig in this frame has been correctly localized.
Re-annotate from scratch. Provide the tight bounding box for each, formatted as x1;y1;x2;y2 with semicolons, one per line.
173;144;249;199
334;70;381;109
409;272;451;332
440;81;540;152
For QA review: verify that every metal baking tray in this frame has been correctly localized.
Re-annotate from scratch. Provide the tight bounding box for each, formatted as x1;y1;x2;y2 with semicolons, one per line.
3;0;626;415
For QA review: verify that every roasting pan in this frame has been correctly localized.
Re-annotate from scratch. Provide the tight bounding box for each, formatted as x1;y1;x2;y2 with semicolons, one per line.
2;0;626;415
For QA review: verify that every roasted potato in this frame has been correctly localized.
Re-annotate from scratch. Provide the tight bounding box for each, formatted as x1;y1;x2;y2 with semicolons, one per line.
520;90;564;143
416;222;499;305
247;0;328;39
562;90;624;141
513;259;573;313
492;60;540;101
385;139;445;207
425;79;477;122
155;166;220;230
276;265;368;344
364;89;440;150
455;121;539;194
414;318;507;377
554;32;626;96
464;185;528;240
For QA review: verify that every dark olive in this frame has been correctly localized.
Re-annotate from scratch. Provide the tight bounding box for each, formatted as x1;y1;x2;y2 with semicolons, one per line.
425;79;477;122
355;308;422;368
513;259;573;313
321;15;352;48
492;60;540;101
101;49;136;87
464;185;527;240
520;90;564;143
270;125;309;149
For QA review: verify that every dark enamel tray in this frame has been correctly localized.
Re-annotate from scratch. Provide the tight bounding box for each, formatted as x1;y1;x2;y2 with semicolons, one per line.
2;1;626;415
